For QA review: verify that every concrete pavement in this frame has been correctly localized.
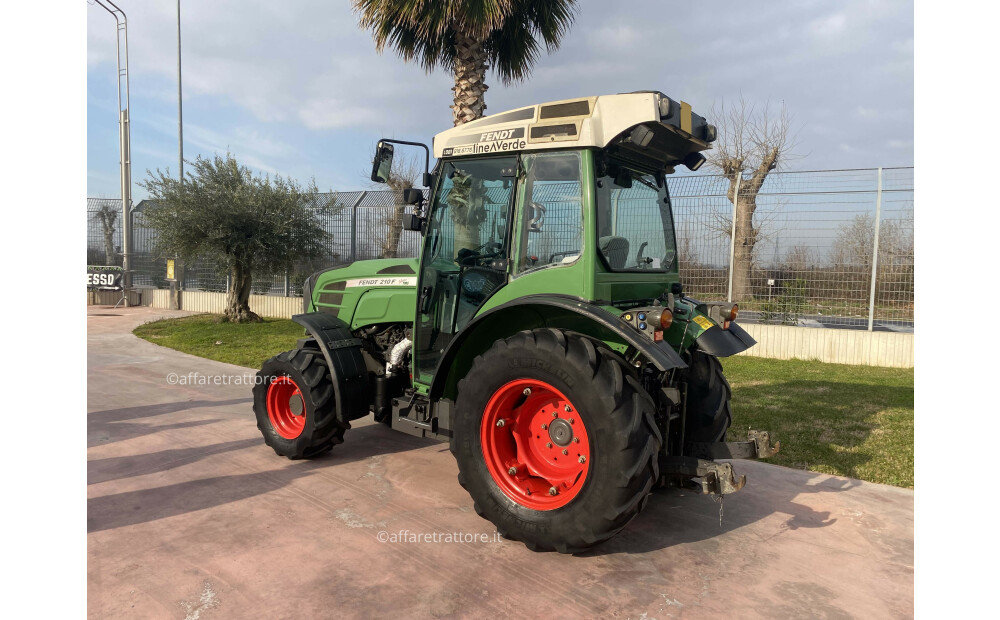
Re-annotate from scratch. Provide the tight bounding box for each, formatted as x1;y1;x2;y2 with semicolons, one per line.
88;305;913;619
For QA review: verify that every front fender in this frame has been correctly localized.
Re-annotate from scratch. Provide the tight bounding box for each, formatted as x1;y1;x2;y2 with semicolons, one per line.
291;312;370;422
428;294;687;400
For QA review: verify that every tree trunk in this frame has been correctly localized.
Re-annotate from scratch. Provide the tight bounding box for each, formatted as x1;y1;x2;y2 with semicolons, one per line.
224;263;262;323
731;195;755;302
726;147;779;302
381;203;404;258
451;26;488;126
98;211;117;266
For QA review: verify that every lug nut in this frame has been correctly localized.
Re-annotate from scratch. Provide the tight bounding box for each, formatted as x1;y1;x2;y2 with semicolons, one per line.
508;467;518;475
546;442;553;448
562;449;568;455
496;419;505;427
541;423;548;430
549;487;559;496
569;418;575;424
578;456;586;464
564;405;572;412
523;388;531;396
552;411;558;418
573;437;580;443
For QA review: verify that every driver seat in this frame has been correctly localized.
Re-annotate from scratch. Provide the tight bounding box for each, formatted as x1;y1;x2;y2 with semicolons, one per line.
599;235;630;270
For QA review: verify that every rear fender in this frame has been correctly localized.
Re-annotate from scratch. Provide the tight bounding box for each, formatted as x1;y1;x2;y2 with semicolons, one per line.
427;294;687;400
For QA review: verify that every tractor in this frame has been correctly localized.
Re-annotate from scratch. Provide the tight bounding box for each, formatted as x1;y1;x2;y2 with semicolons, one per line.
253;91;779;553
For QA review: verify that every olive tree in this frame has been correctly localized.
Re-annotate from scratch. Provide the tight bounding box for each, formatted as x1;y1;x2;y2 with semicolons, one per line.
141;154;331;322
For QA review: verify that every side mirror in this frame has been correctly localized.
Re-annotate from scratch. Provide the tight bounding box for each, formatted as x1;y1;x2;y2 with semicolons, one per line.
402;188;423;205
370;142;394;183
401;213;424;233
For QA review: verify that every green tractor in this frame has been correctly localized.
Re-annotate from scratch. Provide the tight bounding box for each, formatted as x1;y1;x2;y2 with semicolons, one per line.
253;91;779;553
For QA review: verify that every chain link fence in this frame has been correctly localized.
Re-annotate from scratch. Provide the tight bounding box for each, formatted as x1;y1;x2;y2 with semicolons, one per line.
87;166;913;331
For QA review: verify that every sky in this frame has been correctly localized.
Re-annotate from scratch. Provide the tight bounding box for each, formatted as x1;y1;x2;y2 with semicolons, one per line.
87;0;914;200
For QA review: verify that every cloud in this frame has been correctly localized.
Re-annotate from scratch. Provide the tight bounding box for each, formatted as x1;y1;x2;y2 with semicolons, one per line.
87;0;913;194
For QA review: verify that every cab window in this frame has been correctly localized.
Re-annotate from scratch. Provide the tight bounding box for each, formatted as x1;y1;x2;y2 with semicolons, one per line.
515;152;584;275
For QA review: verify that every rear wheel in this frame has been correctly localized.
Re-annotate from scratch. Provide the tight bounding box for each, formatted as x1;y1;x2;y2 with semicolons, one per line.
253;349;348;459
451;329;661;553
683;350;732;443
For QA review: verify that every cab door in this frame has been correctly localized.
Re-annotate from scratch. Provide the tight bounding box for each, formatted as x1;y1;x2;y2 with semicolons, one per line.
412;156;517;385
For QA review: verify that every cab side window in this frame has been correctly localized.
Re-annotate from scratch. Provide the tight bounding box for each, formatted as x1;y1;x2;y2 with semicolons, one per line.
516;152;584;275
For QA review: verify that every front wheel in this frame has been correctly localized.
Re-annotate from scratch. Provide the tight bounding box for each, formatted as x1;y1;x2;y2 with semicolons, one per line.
253;349;348;459
451;329;662;553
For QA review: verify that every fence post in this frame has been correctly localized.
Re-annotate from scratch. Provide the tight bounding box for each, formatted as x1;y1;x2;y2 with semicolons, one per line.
726;173;741;303
349;191;367;262
283;269;290;297
867;168;883;331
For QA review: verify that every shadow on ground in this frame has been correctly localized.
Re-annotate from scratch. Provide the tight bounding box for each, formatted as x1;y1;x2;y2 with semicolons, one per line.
87;423;432;533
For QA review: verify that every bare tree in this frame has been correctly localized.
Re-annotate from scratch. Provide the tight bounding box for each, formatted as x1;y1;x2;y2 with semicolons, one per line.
380;154;422;258
781;244;817;271
707;96;794;301
92;202;119;266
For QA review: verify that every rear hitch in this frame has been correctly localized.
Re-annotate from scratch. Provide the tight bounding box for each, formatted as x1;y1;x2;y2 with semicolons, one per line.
660;430;781;496
660;456;747;495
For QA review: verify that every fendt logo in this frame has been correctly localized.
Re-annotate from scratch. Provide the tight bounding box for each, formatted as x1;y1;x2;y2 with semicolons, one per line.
479;129;517;142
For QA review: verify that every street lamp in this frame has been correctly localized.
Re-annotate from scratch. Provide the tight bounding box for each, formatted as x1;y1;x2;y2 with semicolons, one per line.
93;0;132;307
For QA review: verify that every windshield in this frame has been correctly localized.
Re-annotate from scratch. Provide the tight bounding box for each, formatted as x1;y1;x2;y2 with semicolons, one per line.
595;165;678;273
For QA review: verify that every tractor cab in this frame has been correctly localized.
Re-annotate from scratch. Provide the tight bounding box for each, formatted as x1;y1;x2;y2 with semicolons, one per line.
371;92;720;386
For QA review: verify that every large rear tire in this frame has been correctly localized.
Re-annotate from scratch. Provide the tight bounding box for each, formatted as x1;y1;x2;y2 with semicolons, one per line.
683;349;732;443
253;349;348;459
451;329;662;553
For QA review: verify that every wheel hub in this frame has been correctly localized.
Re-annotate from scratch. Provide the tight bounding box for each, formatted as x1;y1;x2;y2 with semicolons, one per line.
548;418;573;446
266;375;306;439
480;379;591;511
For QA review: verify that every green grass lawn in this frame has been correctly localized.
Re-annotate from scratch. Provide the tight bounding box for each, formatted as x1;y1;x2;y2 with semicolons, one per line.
722;356;913;488
134;314;913;488
134;314;305;369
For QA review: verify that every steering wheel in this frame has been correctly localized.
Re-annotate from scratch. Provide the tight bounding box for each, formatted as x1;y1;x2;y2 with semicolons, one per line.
458;240;503;267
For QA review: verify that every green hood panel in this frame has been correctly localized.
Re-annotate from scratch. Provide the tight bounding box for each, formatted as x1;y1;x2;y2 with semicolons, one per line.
308;258;419;329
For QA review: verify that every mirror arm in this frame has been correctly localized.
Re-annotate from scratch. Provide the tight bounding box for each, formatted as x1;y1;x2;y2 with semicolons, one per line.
374;138;432;186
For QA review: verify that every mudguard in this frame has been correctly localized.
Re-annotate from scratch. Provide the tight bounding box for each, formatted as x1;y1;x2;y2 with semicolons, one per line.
694;321;756;357
291;312;370;422
428;294;687;400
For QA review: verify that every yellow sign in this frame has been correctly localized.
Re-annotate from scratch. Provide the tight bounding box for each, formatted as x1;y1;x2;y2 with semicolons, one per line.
692;315;714;330
166;259;175;280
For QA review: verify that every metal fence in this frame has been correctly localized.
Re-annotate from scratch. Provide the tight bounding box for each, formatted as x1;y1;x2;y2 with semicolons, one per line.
86;166;913;331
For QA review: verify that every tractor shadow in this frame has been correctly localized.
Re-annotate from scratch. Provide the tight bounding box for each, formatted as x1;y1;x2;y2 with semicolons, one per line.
87;421;432;533
87;398;253;448
581;466;861;556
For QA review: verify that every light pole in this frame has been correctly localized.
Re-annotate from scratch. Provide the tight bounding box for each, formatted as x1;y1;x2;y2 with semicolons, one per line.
93;0;132;307
177;0;183;182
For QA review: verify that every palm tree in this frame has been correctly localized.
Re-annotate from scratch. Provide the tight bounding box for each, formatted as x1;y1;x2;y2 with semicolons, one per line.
353;0;579;126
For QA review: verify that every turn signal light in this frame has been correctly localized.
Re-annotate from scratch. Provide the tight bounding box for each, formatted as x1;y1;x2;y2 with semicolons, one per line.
659;309;674;330
726;304;739;322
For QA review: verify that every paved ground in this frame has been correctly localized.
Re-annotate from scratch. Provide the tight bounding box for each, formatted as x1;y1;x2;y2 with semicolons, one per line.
88;306;913;619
